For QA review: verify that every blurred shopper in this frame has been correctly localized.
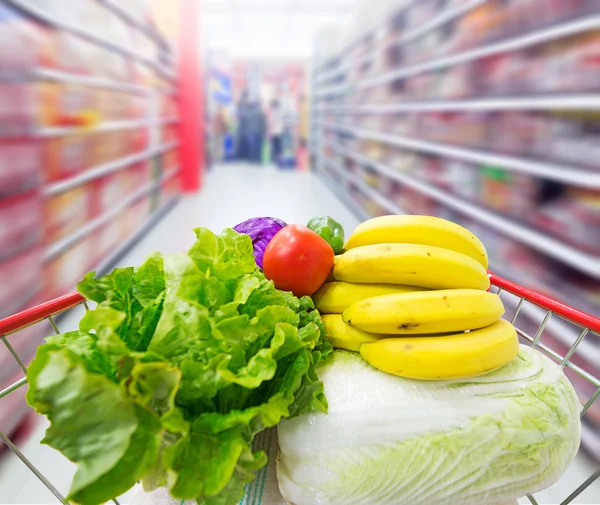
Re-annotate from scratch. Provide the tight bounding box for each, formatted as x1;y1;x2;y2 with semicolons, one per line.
270;99;284;165
247;101;267;164
298;94;309;146
236;90;251;160
212;105;229;162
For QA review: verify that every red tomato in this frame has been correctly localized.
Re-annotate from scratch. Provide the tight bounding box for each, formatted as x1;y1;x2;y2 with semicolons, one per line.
263;224;335;297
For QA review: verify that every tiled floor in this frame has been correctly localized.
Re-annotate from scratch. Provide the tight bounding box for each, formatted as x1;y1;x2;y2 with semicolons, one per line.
0;164;598;504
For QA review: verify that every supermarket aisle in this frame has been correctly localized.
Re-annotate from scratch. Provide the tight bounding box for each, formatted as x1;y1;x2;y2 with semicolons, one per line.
0;163;360;504
1;164;599;504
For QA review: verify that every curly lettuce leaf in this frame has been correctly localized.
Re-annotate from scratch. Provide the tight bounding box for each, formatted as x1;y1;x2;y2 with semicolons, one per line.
28;227;332;505
26;347;162;505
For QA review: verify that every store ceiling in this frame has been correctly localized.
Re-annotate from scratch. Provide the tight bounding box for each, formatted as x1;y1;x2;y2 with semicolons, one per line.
202;0;361;60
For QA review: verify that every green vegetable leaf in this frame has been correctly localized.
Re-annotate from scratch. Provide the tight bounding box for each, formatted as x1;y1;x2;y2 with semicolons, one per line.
27;227;332;505
307;216;345;254
26;348;156;505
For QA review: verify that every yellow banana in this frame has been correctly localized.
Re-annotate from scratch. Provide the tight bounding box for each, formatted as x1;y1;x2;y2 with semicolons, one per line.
343;289;504;334
346;215;488;268
333;244;490;290
322;314;383;352
360;319;519;380
325;255;342;283
313;281;425;314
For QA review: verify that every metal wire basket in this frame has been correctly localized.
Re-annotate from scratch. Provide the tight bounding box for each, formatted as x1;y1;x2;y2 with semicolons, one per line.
1;273;599;504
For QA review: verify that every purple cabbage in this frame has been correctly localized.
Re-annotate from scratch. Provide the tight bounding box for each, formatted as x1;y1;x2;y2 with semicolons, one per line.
233;217;287;269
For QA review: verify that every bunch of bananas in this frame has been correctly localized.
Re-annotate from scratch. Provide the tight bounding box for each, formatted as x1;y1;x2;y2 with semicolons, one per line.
313;215;519;380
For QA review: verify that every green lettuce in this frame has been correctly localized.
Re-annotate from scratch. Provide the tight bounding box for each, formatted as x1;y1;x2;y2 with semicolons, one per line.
26;228;332;505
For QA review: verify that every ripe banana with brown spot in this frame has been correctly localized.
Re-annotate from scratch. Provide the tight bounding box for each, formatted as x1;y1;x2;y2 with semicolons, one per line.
360;319;519;380
343;289;504;334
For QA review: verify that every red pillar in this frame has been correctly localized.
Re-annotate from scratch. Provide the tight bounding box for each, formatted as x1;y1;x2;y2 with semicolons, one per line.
177;0;204;192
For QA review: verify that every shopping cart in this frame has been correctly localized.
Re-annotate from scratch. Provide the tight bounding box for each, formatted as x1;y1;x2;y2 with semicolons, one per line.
0;274;599;505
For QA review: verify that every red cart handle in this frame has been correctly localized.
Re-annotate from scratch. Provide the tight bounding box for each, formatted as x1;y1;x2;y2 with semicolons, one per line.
489;272;600;334
1;274;599;336
0;292;84;335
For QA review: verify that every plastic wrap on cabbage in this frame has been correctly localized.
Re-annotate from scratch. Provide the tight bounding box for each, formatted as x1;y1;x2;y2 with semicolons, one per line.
233;217;287;269
277;346;581;505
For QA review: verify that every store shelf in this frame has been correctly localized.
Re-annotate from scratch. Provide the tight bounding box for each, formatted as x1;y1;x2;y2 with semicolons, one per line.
325;157;406;216
315;0;488;87
160;165;181;184
321;122;600;189
317;165;372;222
99;0;171;51
44;173;175;262
313;0;416;76
325;142;600;279
45;141;179;197
0;68;177;95
37;117;178;138
5;0;175;80
358;15;600;89
392;0;488;49
34;68;151;95
318;94;600;113
92;195;179;278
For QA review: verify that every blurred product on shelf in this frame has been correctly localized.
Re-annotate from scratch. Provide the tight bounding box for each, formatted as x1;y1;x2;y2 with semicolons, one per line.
0;0;183;440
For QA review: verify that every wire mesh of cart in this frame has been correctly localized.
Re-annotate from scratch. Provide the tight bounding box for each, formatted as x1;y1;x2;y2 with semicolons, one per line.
0;273;599;505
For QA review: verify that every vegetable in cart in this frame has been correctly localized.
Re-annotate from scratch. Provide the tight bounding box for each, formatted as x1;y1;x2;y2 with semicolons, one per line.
233;217;287;269
26;227;332;505
263;224;335;297
307;216;345;254
277;347;581;505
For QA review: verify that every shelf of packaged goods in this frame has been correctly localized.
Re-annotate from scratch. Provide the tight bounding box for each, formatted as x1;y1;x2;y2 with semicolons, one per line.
0;68;178;96
317;164;372;222
44;170;178;262
45;141;180;197
320;122;600;189
37;117;178;138
315;0;488;87
313;0;417;77
390;0;489;50
5;0;175;81
98;0;171;52
357;15;600;90
314;84;350;99
324;156;408;216
496;286;600;368
86;195;179;278
34;68;147;95
325;141;600;279
33;68;147;94
317;94;600;113
160;165;181;184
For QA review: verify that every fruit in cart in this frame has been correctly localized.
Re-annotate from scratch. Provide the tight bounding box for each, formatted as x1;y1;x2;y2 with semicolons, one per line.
360;319;519;380
343;289;505;334
321;314;383;351
307;215;346;254
333;243;490;290
263;223;335;296
313;280;425;314
346;215;489;268
277;346;581;505
26;227;333;505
